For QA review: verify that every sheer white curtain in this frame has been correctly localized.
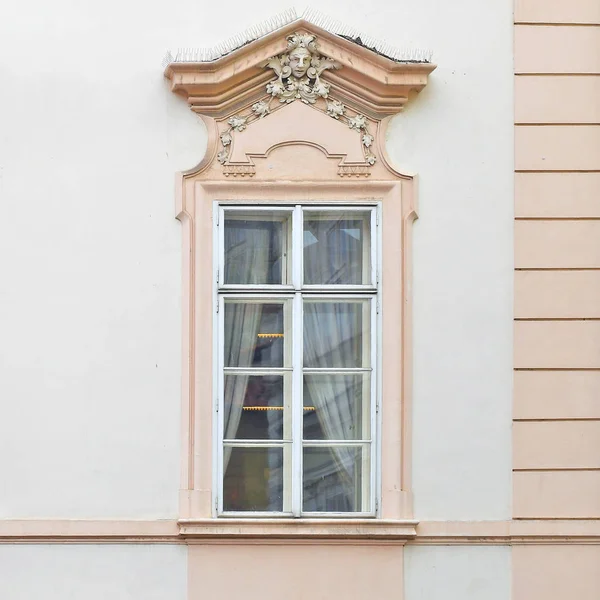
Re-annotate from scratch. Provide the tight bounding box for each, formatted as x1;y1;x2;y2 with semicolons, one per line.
303;302;359;480
224;221;273;284
223;226;270;470
304;218;362;285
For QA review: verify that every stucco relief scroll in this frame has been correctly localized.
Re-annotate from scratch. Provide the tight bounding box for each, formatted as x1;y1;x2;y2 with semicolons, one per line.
216;33;377;175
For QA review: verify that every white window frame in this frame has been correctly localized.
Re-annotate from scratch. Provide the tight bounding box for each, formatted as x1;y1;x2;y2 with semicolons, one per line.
214;202;381;518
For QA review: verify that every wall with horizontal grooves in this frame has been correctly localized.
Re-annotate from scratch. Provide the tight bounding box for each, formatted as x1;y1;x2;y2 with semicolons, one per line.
513;546;600;600
514;6;600;598
515;271;600;318
515;0;600;25
515;126;600;171
515;26;600;74
513;421;600;469
515;220;600;268
513;371;600;419
515;77;600;124
515;173;600;217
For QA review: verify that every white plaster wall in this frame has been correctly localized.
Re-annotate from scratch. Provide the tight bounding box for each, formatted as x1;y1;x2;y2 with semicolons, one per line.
0;545;186;600
0;0;512;521
385;2;514;520
404;546;511;600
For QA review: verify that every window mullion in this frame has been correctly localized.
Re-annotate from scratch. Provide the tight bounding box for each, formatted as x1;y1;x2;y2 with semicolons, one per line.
291;205;303;517
291;291;303;517
292;205;302;290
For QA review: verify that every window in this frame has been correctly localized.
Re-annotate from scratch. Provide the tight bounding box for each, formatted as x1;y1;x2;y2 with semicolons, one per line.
216;204;379;517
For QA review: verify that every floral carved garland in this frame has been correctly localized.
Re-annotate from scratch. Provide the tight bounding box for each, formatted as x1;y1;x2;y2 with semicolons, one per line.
217;33;377;172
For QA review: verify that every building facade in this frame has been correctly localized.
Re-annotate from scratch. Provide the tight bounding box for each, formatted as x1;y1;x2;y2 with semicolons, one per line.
0;0;598;598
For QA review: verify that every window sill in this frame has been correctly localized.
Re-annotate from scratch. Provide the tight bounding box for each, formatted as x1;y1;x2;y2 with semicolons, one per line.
178;518;418;540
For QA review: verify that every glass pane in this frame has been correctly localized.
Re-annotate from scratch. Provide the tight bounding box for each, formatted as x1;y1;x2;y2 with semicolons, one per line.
224;211;290;285
304;211;370;285
303;446;369;512
224;301;287;368
303;301;370;368
303;374;369;440
223;447;284;512
224;375;287;440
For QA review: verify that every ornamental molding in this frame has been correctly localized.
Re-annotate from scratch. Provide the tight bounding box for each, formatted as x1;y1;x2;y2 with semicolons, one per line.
165;20;435;120
5;518;600;544
214;33;378;173
165;19;435;178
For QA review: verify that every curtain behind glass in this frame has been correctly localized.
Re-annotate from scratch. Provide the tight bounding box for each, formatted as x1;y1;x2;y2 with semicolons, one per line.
303;302;361;480
222;232;270;469
304;216;365;285
225;221;281;284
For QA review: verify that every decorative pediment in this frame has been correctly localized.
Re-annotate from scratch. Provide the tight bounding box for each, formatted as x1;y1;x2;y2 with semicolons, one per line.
165;18;434;120
164;13;435;179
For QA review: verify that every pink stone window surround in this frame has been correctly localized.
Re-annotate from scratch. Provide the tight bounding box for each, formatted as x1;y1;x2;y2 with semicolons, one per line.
177;180;417;538
167;22;433;537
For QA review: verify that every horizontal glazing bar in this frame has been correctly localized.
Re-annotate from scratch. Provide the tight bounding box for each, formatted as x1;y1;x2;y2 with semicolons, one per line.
300;512;376;518
219;204;378;209
219;512;294;517
221;206;295;213
301;286;377;292
219;285;377;298
302;368;372;373
220;292;378;298
223;440;293;446
301;206;377;211
223;368;293;373
241;406;315;411
220;294;295;300
302;294;376;300
302;440;372;446
219;285;295;291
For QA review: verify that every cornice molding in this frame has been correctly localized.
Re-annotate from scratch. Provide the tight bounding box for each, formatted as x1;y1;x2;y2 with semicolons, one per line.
164;19;435;120
2;520;600;545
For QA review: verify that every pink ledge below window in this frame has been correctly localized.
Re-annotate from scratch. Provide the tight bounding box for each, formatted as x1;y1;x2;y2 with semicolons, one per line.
177;519;418;540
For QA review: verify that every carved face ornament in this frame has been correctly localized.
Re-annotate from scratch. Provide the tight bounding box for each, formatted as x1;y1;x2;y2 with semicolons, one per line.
288;47;311;79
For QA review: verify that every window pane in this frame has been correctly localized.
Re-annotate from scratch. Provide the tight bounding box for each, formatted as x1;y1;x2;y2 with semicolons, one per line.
304;211;370;285
303;301;370;368
224;212;290;285
224;301;288;368
223;446;284;512
224;375;288;440
303;374;369;440
303;446;369;512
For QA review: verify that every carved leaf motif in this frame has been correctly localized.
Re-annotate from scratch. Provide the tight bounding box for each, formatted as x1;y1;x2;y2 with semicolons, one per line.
263;57;284;77
315;57;341;76
362;134;374;148
217;150;229;164
312;80;330;98
348;114;367;130
228;115;247;131
287;33;317;52
252;100;270;117
326;99;345;119
266;80;285;96
220;132;232;146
